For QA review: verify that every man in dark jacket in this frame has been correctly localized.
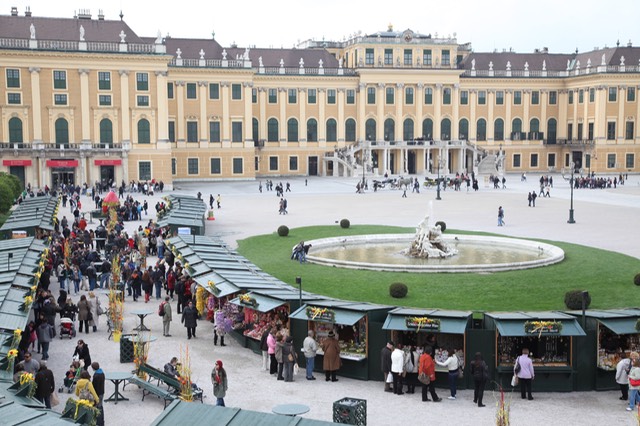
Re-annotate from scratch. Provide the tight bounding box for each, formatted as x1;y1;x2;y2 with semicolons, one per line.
92;362;106;426
181;301;198;339
35;363;55;409
99;260;111;289
381;341;394;392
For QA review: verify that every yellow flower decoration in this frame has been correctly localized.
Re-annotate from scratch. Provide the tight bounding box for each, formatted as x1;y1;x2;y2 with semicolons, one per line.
7;349;18;358
14;328;22;336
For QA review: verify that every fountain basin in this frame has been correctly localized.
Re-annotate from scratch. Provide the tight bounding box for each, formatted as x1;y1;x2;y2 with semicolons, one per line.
306;234;564;273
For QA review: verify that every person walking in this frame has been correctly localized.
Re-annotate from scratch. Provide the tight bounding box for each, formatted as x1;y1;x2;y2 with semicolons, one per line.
381;341;394;392
216;194;221;209
390;344;405;395
321;330;341;382
36;315;54;360
212;360;228;406
470;352;489;407
436;348;461;400
181;301;198;339
497;206;505;226
260;328;270;372
515;348;535;400
162;297;172;337
34;363;55;409
91;362;106;426
302;330;318;380
77;295;93;334
418;346;441;402
532;191;537;207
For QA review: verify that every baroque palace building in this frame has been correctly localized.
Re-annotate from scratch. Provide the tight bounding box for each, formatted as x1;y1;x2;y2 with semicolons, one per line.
1;7;639;188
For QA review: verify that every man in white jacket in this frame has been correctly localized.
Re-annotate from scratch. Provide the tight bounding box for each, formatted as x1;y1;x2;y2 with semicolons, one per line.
302;330;318;380
616;352;636;401
391;344;406;395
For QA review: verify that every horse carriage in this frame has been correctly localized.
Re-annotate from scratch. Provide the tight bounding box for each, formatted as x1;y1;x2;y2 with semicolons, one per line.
372;177;396;190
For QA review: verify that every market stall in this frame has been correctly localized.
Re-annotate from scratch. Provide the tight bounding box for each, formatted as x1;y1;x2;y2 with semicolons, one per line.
289;300;391;380
0;195;58;240
485;312;586;392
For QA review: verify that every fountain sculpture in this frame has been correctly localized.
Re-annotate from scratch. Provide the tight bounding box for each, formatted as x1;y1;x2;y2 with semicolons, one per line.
408;214;458;259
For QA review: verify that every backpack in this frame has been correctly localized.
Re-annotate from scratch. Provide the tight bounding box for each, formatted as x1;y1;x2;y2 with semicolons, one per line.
158;302;166;317
79;385;95;403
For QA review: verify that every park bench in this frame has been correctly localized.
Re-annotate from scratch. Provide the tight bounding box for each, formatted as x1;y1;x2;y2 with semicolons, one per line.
127;375;176;408
138;363;203;403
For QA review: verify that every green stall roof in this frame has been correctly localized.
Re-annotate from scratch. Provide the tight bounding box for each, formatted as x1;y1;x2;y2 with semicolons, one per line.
383;308;472;334
487;312;586;336
290;304;366;325
229;293;288;313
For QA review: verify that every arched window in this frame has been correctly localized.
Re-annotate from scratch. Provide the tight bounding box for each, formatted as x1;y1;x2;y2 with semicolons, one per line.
477;118;487;141
326;118;337;142
403;118;414;141
547;118;557;143
307;118;317;142
494;118;504;141
530;118;540;133
458;118;469;140
137;119;150;144
422;118;433;140
55;118;69;146
267;118;279;142
100;119;113;145
345;118;356;142
384;118;395;141
441;118;451;141
8;117;23;143
511;118;522;140
287;118;298;142
365;118;376;141
252;118;259;143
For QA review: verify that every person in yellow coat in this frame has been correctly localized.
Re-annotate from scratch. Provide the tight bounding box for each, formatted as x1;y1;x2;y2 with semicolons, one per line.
75;370;100;406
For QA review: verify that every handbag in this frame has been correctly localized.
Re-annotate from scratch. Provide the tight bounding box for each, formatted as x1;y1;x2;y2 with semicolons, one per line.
418;372;431;385
511;374;519;387
514;357;522;374
287;353;294;362
630;378;640;387
293;364;300;375
97;302;104;316
87;311;93;321
456;355;464;379
50;391;60;407
386;372;393;383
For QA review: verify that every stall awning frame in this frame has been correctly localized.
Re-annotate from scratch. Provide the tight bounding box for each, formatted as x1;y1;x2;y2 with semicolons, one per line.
290;304;366;326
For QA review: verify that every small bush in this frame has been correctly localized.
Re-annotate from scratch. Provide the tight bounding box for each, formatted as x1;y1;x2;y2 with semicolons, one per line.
389;282;408;298
435;221;447;233
564;290;591;310
634;273;640;286
0;181;13;214
277;225;289;237
340;219;350;229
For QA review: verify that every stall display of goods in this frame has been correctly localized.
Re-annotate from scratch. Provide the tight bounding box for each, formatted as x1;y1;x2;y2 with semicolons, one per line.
314;320;368;361
596;323;640;370
497;335;570;367
243;306;290;340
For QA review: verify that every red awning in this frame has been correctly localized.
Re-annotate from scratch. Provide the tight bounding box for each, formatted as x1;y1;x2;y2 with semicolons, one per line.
2;159;32;166
46;160;78;168
94;159;122;166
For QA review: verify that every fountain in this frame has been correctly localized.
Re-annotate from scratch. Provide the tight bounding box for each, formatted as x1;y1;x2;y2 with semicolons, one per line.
408;214;457;259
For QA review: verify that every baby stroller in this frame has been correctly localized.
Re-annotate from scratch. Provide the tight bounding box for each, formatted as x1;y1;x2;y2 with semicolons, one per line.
59;317;77;339
59;360;82;393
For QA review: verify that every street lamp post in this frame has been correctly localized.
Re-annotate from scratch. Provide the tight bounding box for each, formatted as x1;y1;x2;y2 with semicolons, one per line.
568;162;576;224
295;276;302;308
436;154;442;200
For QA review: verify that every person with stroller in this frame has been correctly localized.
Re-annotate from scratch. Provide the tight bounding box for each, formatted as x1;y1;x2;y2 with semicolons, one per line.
73;340;92;370
61;360;82;393
77;295;93;334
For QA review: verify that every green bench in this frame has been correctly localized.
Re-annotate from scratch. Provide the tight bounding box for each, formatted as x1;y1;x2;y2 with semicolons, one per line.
127;375;176;408
138;363;203;403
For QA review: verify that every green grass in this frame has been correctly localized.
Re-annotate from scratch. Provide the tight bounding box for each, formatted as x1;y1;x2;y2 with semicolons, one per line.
237;225;639;312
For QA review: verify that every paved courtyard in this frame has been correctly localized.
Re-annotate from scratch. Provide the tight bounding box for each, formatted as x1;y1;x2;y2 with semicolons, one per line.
45;172;640;425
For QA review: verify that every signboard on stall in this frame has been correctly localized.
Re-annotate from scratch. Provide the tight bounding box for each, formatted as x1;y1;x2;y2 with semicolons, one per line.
524;320;563;336
306;306;335;323
405;316;441;331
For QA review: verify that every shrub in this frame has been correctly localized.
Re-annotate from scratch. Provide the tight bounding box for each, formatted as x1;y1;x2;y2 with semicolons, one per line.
277;225;289;237
564;290;591;310
0;181;13;214
635;273;640;286
0;173;22;200
340;218;350;229
435;221;447;233
389;282;408;298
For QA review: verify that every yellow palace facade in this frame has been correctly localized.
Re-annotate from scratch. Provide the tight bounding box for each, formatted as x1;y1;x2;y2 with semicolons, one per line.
1;8;639;188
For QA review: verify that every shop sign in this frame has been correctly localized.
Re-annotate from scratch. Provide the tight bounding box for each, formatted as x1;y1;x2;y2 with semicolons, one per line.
238;294;258;308
2;159;32;166
405;316;440;331
46;159;78;168
306;306;335;322
524;320;563;337
94;159;122;166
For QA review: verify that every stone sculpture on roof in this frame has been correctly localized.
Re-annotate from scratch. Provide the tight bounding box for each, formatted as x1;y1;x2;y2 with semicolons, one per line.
79;25;85;41
30;23;35;39
119;30;126;43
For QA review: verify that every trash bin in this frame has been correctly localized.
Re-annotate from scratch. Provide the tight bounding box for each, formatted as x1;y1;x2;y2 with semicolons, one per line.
333;397;366;425
120;334;136;363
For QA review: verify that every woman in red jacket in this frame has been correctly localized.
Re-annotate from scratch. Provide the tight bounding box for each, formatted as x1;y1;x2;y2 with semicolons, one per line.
418;346;442;403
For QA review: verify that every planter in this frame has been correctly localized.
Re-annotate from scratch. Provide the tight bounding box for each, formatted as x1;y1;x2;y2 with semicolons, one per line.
113;330;122;343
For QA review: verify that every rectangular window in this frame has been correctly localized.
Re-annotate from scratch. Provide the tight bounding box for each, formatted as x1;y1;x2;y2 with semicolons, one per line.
231;84;242;100
98;72;111;90
138;161;151;180
386;87;394;105
589;88;595;102
577;123;583;140
405;87;414;105
607;153;616;168
289;156;298;171
367;87;376;104
496;91;504;105
269;156;278;171
423;49;432;66
530;153;539;168
268;88;277;103
168;121;175;142
255;156;259;172
441;50;450;66
210;158;221;174
478;90;486;105
578;89;584;104
54;94;67;105
588;122;594;140
567;123;573;140
6;69;20;88
327;89;336;104
531;91;539;105
137;95;149;106
167;82;174;99
384;49;393;65
307;89;316;104
608;87;617;102
288;89;297;104
187;121;198;142
404;49;412;65
7;93;21;104
625;121;634;140
53;70;67;89
209;122;220;142
627;87;636;102
425;88;432;104
232;121;243;142
460;90;468;105
252;88;257;103
171;158;176;175
626;153;635;169
136;72;149;91
549;91;557;105
514;91;522;105
442;88;451;105
513;154;521;168
346;89;355;104
232;158;243;174
209;83;220;99
568;91;574;104
365;48;374;65
548;153;556;168
607;121;616;140
99;95;111;106
186;83;197;99
187;158;199;175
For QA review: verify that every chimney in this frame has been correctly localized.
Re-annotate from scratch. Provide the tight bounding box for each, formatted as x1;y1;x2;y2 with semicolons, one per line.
24;6;31;17
542;47;548;53
78;8;92;19
98;9;104;20
11;6;18;16
628;40;633;48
